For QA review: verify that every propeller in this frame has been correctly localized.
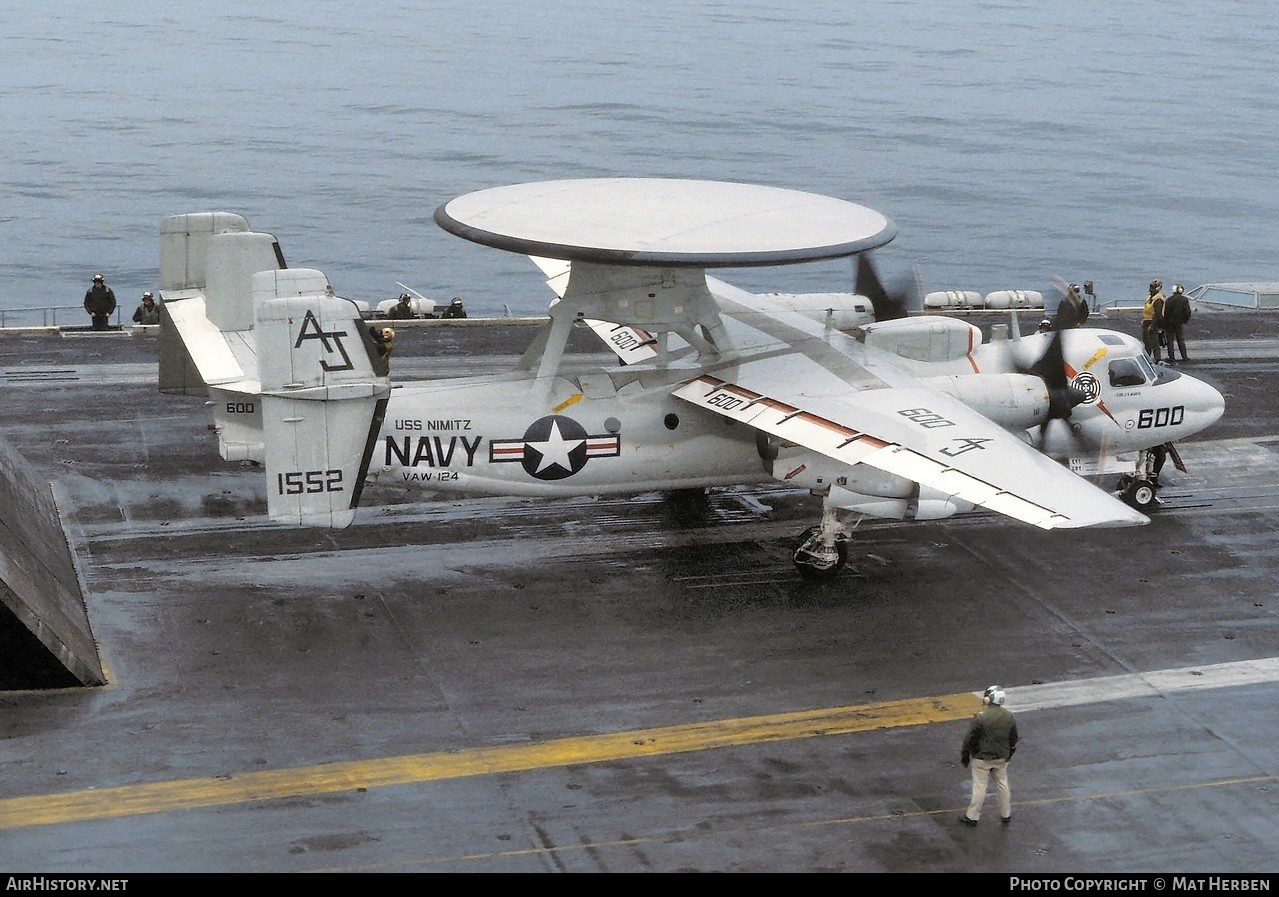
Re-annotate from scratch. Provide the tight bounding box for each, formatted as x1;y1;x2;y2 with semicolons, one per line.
1018;324;1088;451
855;253;914;322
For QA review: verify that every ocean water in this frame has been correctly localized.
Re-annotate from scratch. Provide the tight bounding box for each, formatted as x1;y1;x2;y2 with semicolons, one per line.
2;0;1276;319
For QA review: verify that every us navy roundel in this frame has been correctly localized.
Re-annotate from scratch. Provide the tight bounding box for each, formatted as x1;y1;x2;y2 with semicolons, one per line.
489;415;621;480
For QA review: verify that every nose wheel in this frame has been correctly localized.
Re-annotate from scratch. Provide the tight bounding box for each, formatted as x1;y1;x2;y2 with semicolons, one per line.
1116;475;1158;511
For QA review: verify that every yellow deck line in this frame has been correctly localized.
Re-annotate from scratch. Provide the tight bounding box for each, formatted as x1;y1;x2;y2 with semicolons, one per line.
0;693;978;830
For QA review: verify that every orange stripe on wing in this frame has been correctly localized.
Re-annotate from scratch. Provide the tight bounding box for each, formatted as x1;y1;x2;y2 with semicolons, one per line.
688;374;890;451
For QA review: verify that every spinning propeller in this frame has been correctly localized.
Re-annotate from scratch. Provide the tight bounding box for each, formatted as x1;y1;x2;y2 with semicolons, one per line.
1018;323;1088;451
856;253;914;322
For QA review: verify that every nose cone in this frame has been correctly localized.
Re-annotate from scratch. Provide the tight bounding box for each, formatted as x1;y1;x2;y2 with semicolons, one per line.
1178;372;1226;435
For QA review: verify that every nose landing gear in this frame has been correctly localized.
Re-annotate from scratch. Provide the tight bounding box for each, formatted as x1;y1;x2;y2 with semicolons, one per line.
1117;444;1178;512
1117;475;1158;511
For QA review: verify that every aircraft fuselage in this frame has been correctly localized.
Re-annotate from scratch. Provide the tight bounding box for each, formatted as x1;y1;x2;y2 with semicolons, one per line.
373;373;770;497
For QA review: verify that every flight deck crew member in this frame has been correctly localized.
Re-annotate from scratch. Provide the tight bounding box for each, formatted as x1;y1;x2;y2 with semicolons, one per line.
959;685;1019;827
1054;283;1089;329
84;274;117;331
1141;279;1166;363
441;297;467;319
1162;284;1192;364
1148;441;1174;496
368;325;395;359
386;293;416;319
132;291;160;325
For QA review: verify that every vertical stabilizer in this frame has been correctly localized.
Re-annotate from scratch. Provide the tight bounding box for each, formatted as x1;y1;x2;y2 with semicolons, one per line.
158;212;282;394
206;231;286;331
254;270;390;528
158;212;252;291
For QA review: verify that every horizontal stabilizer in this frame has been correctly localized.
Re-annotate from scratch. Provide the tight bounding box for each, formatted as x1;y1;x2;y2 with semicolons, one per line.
161;293;254;391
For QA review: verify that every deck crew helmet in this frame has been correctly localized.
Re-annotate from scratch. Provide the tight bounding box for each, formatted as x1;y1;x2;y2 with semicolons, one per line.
142;292;153;300
1172;283;1183;294
983;685;1006;706
1150;279;1162;290
93;274;104;282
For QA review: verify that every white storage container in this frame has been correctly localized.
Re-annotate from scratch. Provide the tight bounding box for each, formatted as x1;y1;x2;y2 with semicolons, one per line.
984;289;1043;309
923;289;981;309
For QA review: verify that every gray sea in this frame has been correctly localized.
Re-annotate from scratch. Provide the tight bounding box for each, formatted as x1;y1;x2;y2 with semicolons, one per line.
2;0;1276;320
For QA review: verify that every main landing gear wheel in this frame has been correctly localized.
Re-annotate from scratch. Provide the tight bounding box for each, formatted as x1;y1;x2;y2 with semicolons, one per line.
793;525;849;581
1120;478;1158;511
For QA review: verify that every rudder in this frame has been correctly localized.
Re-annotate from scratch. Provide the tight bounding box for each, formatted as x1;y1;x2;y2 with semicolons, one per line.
255;270;390;528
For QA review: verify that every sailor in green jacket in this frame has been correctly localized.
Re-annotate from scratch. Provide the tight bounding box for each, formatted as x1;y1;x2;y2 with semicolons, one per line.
132;292;160;325
959;685;1019;826
83;274;117;331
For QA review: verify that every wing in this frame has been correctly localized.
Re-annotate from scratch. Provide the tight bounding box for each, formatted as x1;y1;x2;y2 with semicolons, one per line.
529;255;660;364
670;355;1151;527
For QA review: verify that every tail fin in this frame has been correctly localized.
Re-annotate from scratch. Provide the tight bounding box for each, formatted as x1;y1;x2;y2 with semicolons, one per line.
155;212;389;527
158;213;286;462
255;269;390;528
158;212;283;397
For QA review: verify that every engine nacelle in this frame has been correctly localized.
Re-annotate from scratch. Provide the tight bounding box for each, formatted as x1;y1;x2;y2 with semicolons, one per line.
857;316;982;363
922;372;1051;431
760;292;875;331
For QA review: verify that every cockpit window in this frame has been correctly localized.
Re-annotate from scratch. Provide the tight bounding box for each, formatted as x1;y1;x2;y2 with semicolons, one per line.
1108;357;1147;388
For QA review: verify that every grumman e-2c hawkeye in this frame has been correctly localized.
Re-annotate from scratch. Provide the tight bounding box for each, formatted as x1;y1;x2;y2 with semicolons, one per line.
157;179;1225;580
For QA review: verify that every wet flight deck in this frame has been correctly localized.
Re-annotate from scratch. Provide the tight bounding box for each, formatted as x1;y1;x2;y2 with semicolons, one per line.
0;312;1276;873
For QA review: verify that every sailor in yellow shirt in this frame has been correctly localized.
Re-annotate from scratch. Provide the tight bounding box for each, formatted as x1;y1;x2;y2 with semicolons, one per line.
1141;279;1166;363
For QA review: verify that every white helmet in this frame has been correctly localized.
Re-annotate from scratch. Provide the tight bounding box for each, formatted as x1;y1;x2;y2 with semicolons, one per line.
983;685;1006;706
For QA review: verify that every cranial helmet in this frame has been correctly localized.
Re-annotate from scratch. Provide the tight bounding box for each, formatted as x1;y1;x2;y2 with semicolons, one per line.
399;293;410;301
142;292;153;300
93;274;104;282
983;685;1006;706
1150;279;1162;290
1173;283;1183;293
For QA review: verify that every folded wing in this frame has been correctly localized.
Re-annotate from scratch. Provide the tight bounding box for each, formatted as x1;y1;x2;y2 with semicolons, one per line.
674;370;1148;530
